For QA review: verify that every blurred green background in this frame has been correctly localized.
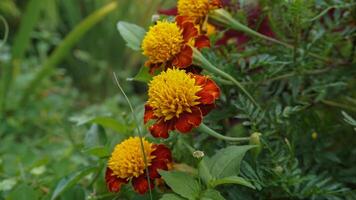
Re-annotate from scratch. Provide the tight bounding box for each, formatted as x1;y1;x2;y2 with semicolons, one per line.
0;0;174;199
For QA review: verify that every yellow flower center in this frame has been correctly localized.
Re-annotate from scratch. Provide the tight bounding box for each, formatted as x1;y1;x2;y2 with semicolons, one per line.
142;21;184;64
147;68;202;121
108;137;155;179
178;0;210;19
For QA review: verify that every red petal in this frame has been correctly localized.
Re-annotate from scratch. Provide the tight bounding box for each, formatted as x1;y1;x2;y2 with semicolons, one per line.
199;104;216;116
149;119;174;138
197;78;220;104
148;160;168;179
132;175;154;194
176;15;193;28
175;107;202;133
158;7;177;16
172;45;193;68
144;104;156;124
152;144;172;162
181;22;198;42
209;0;223;8
195;35;210;49
105;168;128;193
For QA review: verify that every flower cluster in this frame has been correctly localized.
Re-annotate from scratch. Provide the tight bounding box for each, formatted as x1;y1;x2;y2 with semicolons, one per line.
106;0;222;195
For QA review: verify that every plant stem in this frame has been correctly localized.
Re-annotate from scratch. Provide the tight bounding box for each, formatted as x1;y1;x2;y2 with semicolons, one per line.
210;9;330;63
192;47;260;109
321;99;356;112
113;73;153;200
197;123;250;142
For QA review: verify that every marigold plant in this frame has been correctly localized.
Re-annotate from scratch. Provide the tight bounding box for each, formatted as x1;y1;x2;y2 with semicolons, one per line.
144;68;220;138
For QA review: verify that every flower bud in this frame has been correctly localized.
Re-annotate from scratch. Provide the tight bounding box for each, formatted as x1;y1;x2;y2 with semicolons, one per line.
249;132;262;158
193;150;205;159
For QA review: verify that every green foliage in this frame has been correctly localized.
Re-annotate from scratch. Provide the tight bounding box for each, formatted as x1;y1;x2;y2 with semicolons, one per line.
1;0;356;199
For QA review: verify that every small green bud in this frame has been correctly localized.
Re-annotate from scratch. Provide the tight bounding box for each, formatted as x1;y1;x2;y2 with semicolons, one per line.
249;132;262;158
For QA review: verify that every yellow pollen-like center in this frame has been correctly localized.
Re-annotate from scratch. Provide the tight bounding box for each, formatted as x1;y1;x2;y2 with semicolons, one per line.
108;137;155;179
178;0;210;19
142;21;184;64
147;68;202;121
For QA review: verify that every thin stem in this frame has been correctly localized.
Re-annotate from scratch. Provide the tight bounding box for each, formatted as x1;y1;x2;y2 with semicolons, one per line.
113;73;153;200
321;99;356;113
192;47;260;109
197;123;250;142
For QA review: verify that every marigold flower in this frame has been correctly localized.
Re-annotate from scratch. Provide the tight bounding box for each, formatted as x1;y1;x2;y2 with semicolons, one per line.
141;18;210;73
144;68;220;138
105;137;172;194
177;0;222;23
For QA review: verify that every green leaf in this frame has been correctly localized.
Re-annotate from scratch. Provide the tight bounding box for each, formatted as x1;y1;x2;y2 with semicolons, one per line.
210;176;255;189
160;194;187;200
117;21;146;51
208;145;255;178
200;189;225;200
70;115;129;133
84;124;107;148
51;166;97;200
6;184;40;200
132;66;152;83
159;170;201;200
198;157;214;185
82;146;110;158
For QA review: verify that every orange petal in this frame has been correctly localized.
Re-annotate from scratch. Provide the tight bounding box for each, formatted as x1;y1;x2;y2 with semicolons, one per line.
197;78;220;104
195;35;210;49
194;74;207;85
172;45;193;68
175;107;202;133
132;175;154;194
105;167;128;193
149;119;174;138
181;21;198;42
144;104;156;124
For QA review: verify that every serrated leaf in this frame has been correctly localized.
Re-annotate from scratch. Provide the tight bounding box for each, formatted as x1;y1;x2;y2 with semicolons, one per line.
159;170;201;200
207;145;255;178
51;166;97;200
210;176;255;189
200;189;225;200
117;21;146;51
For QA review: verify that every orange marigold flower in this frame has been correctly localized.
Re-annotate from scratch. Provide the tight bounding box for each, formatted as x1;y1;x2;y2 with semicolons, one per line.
177;0;222;23
144;68;220;138
105;137;172;194
141;18;210;73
